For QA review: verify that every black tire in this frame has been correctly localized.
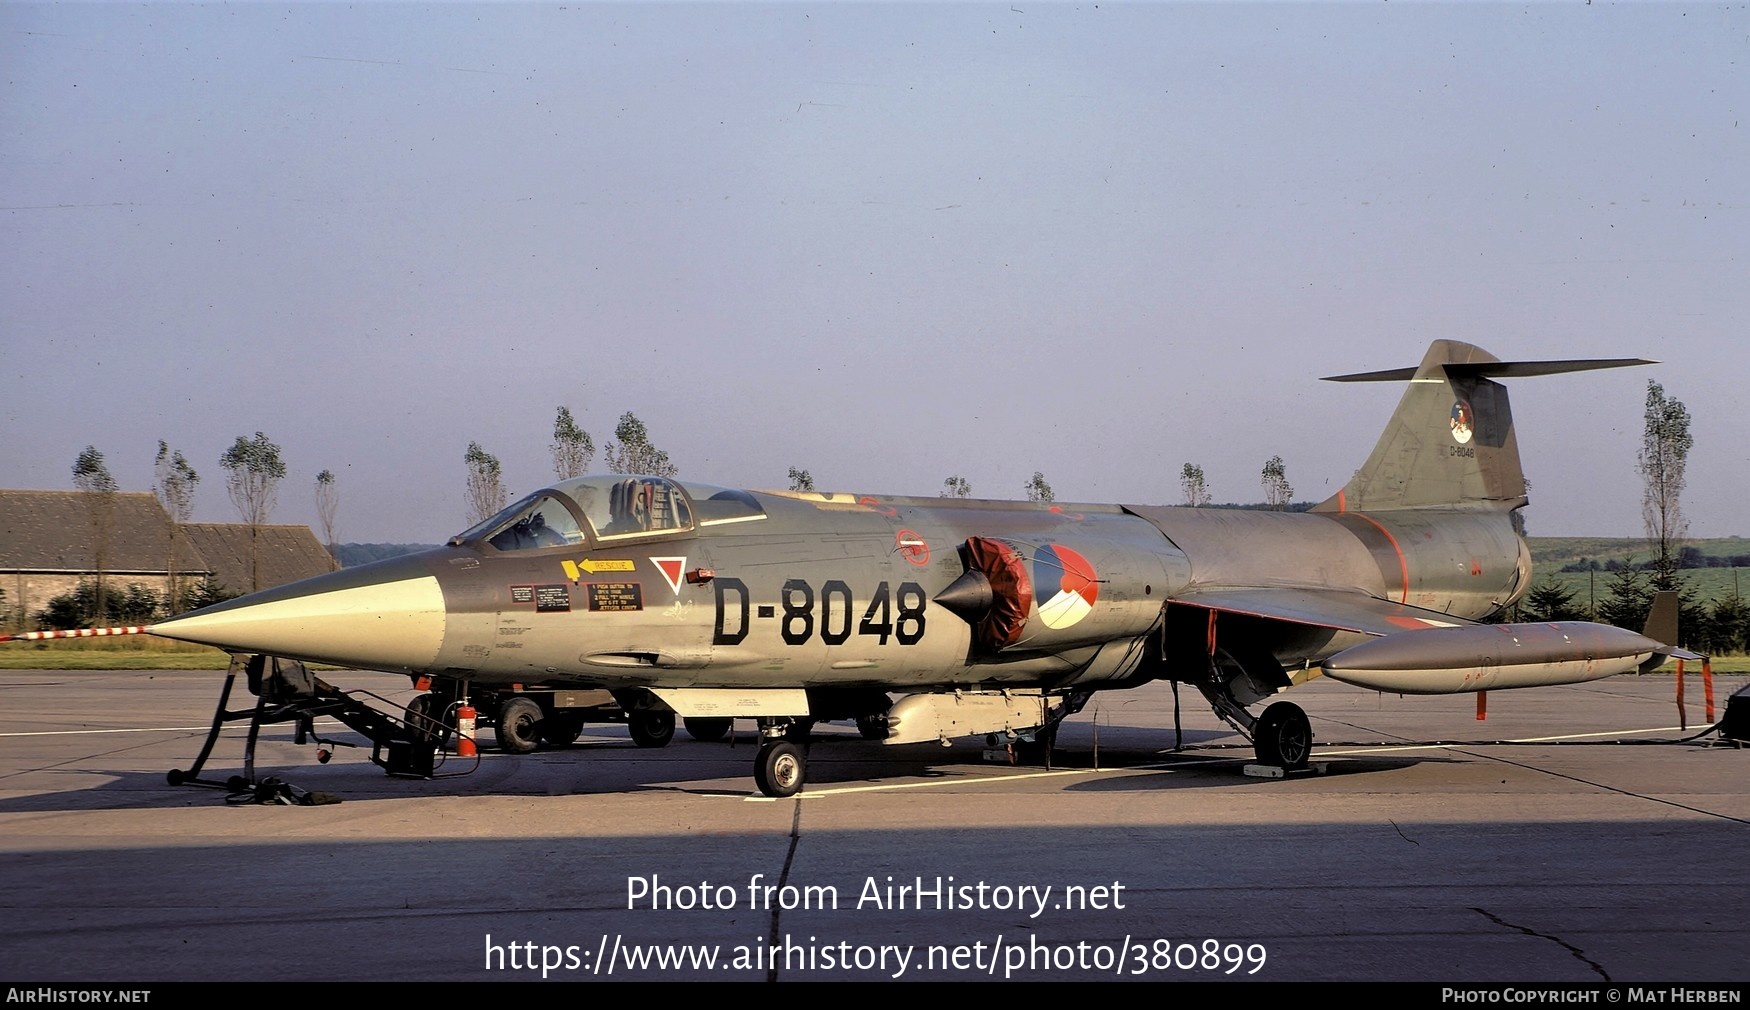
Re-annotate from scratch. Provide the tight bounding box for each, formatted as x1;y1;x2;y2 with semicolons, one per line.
628;709;676;749
855;714;888;741
754;740;806;798
540;714;584;747
1253;702;1312;769
497;696;542;754
684;717;732;742
405;692;452;746
783;719;814;744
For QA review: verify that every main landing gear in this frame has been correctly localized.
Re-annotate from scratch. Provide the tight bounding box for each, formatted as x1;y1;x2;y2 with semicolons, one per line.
1251;701;1312;768
752;719;808;798
1194;642;1314;770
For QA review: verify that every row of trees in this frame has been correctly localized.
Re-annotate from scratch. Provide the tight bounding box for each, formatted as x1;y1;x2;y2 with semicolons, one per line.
465;409;682;526
466;410;1064;526
1178;458;1296;510
1515;568;1746;656
465;407;1326;521
61;433;331;621
32;577;238;630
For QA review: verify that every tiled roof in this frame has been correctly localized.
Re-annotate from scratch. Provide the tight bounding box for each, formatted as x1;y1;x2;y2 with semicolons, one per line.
181;523;335;594
0;490;207;573
0;489;334;592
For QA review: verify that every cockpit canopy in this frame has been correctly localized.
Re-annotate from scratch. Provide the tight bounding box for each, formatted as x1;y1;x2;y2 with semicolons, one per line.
450;475;766;551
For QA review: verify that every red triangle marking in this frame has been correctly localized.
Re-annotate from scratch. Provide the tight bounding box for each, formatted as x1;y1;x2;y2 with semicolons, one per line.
651;557;686;595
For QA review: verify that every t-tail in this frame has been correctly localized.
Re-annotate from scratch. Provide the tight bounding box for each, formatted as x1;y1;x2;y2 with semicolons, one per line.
1314;340;1652;514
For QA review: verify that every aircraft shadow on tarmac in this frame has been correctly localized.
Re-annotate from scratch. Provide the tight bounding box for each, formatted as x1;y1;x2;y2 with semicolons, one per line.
0;720;1471;813
6;816;1748;983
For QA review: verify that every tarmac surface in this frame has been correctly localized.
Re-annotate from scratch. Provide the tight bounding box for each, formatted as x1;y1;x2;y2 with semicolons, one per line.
1;667;1745;983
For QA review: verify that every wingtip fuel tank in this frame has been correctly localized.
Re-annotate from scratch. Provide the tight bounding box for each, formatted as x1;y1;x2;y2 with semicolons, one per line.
1320;621;1666;694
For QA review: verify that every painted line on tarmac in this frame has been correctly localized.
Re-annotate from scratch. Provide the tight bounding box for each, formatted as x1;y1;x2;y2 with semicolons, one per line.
0;725;212;737
742;765;1129;801
1317;725;1686;756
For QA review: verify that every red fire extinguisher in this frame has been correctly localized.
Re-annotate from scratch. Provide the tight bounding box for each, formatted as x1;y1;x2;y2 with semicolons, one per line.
456;702;478;758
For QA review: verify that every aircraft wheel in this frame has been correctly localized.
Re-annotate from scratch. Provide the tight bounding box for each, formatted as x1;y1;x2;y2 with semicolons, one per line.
754;741;805;798
1254;702;1312;769
540;714;584;747
405;692;452;746
783;719;814;744
628;710;676;748
497;696;542;754
684;717;731;743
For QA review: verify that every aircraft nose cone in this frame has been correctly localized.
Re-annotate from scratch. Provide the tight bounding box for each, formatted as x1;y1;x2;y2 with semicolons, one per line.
150;555;445;672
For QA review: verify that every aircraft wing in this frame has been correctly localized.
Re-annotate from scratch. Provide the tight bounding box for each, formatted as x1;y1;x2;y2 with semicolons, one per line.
1170;587;1471;636
1175;587;1684;696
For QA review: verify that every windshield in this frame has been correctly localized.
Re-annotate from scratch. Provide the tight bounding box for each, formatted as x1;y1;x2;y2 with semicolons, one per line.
451;492;588;551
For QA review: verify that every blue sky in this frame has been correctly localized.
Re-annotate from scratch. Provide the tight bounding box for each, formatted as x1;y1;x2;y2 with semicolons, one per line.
3;2;1744;544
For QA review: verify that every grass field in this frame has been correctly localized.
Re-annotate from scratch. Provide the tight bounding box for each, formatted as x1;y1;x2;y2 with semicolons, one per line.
0;637;233;670
1527;537;1750;603
1525;537;1747;646
1526;535;1750;570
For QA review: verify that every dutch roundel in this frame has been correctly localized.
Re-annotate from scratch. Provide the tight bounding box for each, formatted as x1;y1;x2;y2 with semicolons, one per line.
1034;544;1099;630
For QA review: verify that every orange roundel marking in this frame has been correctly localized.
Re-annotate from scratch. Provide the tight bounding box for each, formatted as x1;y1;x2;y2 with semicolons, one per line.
896;530;930;566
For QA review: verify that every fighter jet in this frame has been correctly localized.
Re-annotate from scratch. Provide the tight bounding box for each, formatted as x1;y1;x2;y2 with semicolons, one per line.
36;340;1695;796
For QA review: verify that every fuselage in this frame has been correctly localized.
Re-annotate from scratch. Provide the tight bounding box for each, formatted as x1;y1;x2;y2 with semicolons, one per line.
149;474;1532;694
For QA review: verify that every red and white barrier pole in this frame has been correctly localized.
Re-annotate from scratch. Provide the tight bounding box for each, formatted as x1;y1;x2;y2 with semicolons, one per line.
0;626;150;643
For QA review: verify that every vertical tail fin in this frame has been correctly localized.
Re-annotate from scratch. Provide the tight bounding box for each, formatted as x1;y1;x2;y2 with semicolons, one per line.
1642;590;1684;649
1314;341;1652;514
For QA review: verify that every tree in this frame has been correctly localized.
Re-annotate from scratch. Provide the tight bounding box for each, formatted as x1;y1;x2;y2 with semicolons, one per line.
941;475;971;498
1261;455;1293;510
153;441;199;522
1703;592;1749;656
1595;564;1653;631
464;442;508;527
35;580;163;629
315;470;340;567
1521;580;1589;622
550;406;594;479
221;432;288;592
603;412;678;477
176;576;239;614
1594;562;1707;647
1024;471;1054;503
72;445;119;618
154;441;199;603
787;467;815;492
1638;380;1693;591
1181;463;1210;507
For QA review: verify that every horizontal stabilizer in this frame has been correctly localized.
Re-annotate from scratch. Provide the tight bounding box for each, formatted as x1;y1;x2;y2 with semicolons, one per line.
1324;358;1655;383
1315;341;1655;513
